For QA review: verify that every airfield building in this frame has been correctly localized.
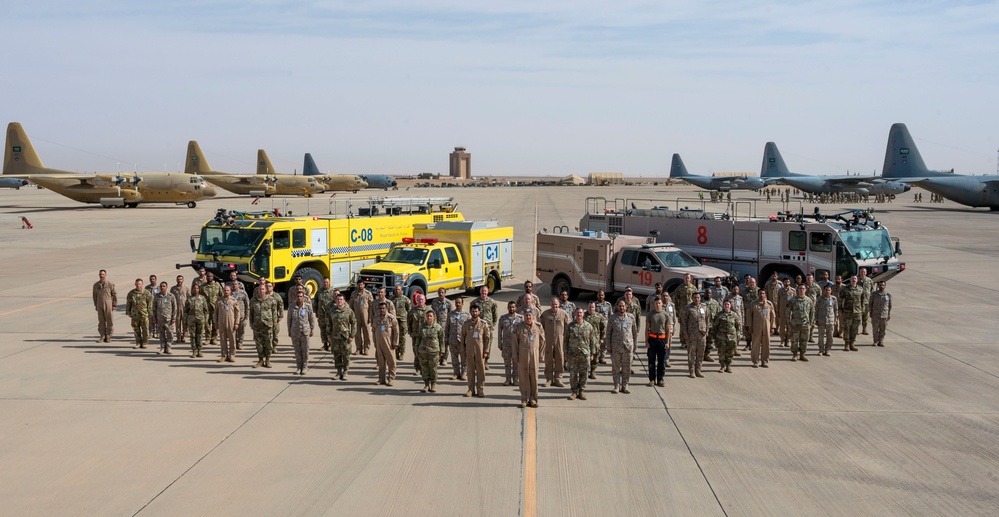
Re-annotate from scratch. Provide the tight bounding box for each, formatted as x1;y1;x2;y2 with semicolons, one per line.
449;147;471;179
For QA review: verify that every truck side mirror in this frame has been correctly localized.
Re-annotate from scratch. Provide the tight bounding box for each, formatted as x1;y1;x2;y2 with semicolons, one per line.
429;259;441;269
189;235;198;253
894;241;901;255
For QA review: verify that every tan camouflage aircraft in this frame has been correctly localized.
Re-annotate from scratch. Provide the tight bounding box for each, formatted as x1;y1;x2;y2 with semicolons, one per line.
3;122;215;208
184;141;324;197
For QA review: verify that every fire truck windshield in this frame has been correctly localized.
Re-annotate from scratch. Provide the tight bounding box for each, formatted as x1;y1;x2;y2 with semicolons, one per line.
381;247;429;265
655;250;701;268
840;229;893;260
198;227;266;257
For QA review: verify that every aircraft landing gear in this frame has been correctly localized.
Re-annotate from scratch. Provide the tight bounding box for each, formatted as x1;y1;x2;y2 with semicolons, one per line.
187;201;197;208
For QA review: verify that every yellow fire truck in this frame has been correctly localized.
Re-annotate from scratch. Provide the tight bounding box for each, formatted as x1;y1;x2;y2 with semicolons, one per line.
178;197;463;299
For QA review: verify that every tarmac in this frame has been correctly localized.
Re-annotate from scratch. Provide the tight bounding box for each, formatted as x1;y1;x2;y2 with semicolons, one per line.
0;185;997;516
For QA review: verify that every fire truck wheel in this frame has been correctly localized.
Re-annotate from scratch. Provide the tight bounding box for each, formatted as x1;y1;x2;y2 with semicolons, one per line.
295;267;324;299
486;273;501;293
408;284;425;300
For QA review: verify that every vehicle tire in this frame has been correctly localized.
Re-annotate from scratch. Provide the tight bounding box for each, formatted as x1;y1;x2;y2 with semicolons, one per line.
295;267;324;300
352;190;358;194
889;194;896;201
551;275;572;298
486;273;501;293
187;201;197;208
126;202;139;208
407;283;425;300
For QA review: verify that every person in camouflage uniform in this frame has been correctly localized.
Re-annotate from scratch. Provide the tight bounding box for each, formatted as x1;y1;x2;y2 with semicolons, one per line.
329;293;357;380
558;289;576;317
392;285;412;361
418;310;445;393
777;278;794;347
594;289;613;364
231;283;249;351
764;271;782;329
249;285;276;369
517;281;542;315
126;278;153;349
145;275;158;339
265;282;284;353
565;308;597;401
787;284;814;362
469;286;498;370
839;275;864;352
201;272;223;346
682;292;708;378
858;269;875;335
869;280;892;347
184;283;210;358
430;288;453;366
741;276;761;349
584;301;606;379
315;279;335;352
701;289;721;363
804;274;821;343
710;300;740;373
709;277;729;306
152;282;178;355
408;292;426;374
814;284;838;356
446;297;472;380
645;282;665;311
606;300;636;394
724;285;744;357
673;275;698;347
497;301;522;386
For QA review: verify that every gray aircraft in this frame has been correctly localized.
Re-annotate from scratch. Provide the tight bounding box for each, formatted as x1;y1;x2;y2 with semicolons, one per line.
359;174;397;190
301;153;367;192
669;153;764;191
761;142;910;197
882;123;999;211
0;177;29;189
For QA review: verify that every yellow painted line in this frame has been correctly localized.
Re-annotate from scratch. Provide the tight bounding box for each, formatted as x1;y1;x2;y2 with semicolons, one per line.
0;289;90;317
523;406;537;517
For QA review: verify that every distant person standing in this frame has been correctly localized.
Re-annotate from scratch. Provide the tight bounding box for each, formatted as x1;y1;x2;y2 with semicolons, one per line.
645;298;670;386
540;298;569;387
430;288;453;365
184;283;210;358
419;310;445;393
250;285;276;369
565;308;597;401
372;302;399;385
153;281;178;355
92;269;117;343
814;284;838;357
392;285;412;361
498;301;523;386
469;286;498;370
287;290;316;375
214;285;240;363
125;278;152;349
682;292;708;378
350;281;374;355
606;300;636;394
461;305;490;398
711;300;740;373
329;294;357;380
171;275;190;343
513;310;544;408
445;297;471;381
747;290;776;368
869;281;892;347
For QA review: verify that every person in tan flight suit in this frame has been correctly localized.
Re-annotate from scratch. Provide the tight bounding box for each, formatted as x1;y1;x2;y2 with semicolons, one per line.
92;269;117;343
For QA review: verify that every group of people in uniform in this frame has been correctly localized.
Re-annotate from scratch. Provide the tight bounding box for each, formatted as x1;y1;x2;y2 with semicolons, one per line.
93;267;893;408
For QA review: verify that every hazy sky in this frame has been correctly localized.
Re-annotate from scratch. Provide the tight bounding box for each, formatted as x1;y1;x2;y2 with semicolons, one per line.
2;1;998;177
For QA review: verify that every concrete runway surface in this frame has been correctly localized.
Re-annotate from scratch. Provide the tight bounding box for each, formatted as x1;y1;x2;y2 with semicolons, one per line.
0;185;997;516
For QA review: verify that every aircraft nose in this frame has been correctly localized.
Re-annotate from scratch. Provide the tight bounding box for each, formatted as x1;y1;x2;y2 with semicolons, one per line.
203;185;218;197
902;184;911;192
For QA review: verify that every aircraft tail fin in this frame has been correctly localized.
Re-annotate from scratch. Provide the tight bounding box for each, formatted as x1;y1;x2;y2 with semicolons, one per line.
669;154;689;178
761;142;790;178
881;123;935;178
303;153;321;176
257;149;277;175
4;122;46;175
185;141;213;175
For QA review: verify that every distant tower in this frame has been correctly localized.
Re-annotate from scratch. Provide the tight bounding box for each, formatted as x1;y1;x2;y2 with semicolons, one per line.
449;147;471;179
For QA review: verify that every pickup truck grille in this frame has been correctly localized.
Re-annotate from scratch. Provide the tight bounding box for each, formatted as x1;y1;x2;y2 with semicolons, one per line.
357;270;395;290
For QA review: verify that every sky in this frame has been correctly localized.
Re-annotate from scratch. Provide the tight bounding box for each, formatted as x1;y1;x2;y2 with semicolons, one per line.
2;1;999;177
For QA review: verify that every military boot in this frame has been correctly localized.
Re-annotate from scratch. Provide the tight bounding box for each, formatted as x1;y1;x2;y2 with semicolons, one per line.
335;367;343;380
253;359;263;368
196;349;203;358
724;366;732;373
799;353;808;362
791;354;798;362
568;391;577;400
429;383;437;393
263;357;272;368
703;353;715;362
688;370;695;378
588;371;596;380
421;383;429;393
578;390;587;401
849;344;858;351
694;368;704;378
